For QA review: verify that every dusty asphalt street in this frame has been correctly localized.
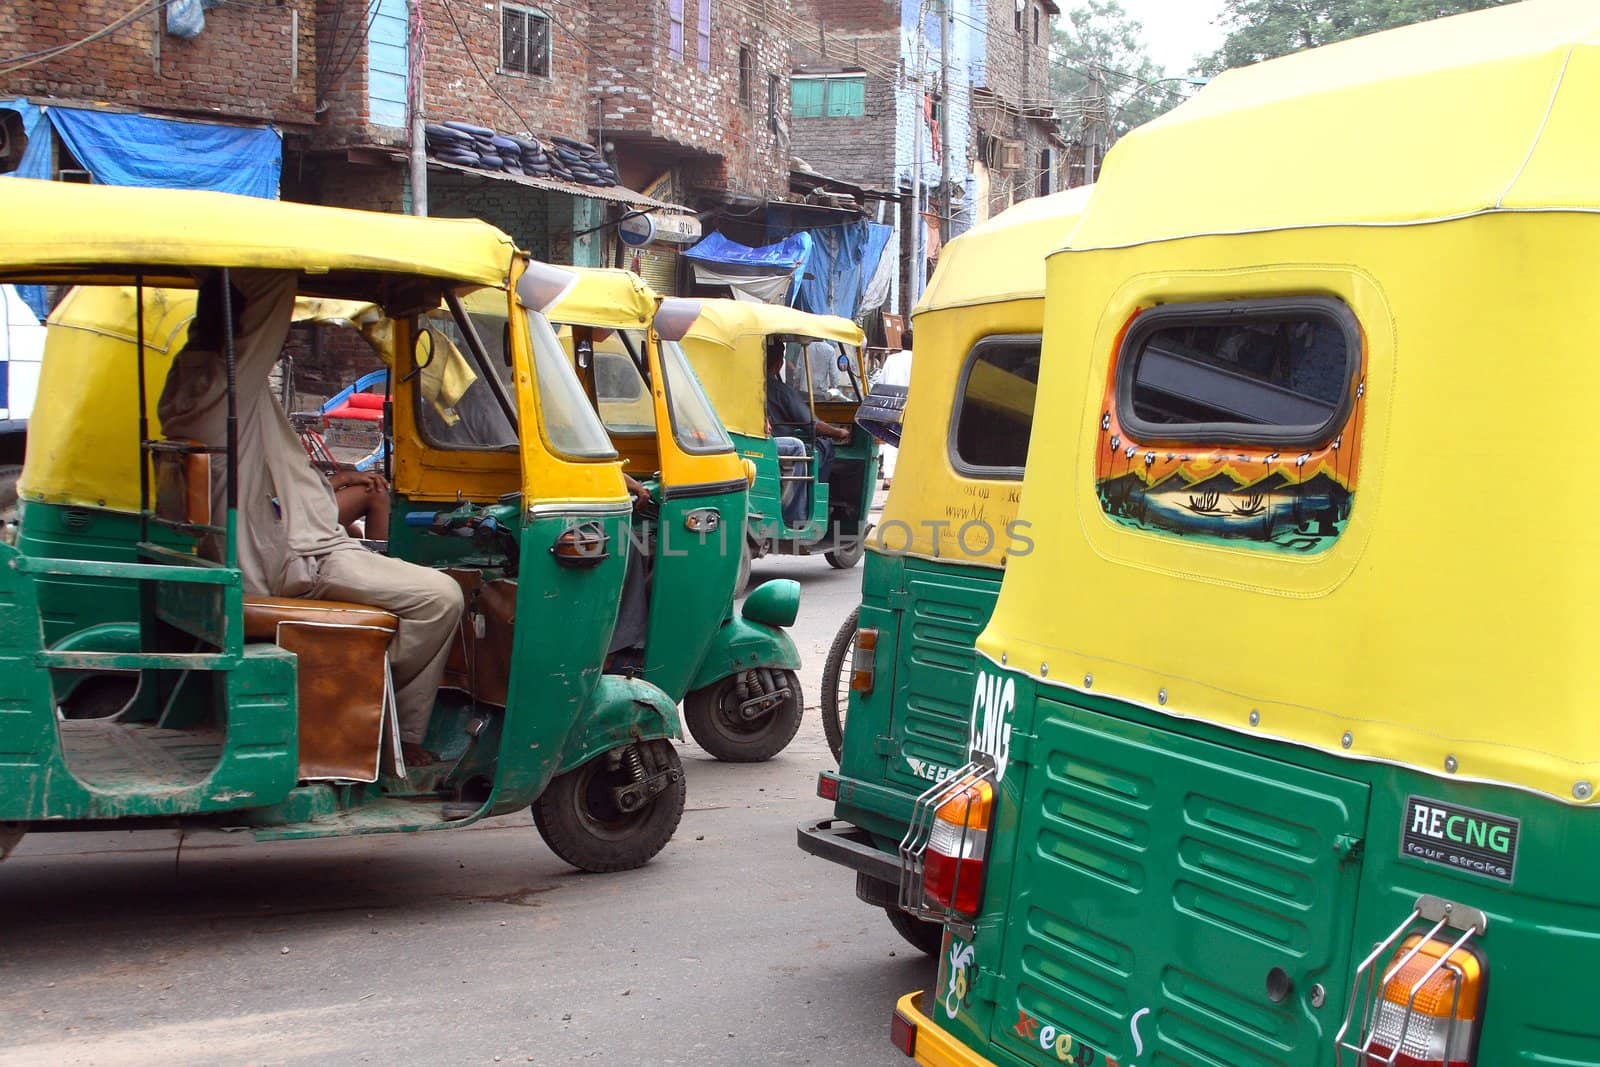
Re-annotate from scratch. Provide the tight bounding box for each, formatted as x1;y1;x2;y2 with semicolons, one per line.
0;549;933;1067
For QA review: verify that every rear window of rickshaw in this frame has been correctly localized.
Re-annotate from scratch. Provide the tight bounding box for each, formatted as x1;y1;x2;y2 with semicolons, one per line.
1116;297;1359;447
417;304;519;452
950;336;1043;477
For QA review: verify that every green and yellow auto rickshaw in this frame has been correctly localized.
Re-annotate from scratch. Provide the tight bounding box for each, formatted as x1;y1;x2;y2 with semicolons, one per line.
796;187;1094;953
540;271;806;762
0;178;685;872
678;300;875;583
888;4;1600;1064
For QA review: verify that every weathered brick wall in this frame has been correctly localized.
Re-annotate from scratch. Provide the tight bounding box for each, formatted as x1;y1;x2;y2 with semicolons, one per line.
790;68;898;191
421;2;595;141
0;0;317;126
428;170;552;260
313;0;374;147
590;1;792;200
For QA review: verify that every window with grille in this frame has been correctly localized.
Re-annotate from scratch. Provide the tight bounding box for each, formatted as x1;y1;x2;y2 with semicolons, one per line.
791;75;865;119
739;46;754;105
501;4;551;77
768;74;781;133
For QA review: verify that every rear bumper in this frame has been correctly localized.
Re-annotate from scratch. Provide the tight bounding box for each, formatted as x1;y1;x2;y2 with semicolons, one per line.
895;992;995;1067
796;816;901;885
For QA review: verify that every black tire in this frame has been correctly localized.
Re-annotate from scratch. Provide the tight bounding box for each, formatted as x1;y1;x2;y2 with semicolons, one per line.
885;906;946;956
820;606;859;763
59;674;138;720
0;465;21;524
684;668;803;762
824;533;865;570
532;740;685;873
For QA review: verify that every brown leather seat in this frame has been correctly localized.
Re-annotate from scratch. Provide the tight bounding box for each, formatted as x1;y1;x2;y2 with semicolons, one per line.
243;596;398;641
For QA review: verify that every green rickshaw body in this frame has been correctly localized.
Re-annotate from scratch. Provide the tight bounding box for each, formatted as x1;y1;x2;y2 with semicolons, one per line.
893;6;1600;1066
679;299;876;563
0;182;682;864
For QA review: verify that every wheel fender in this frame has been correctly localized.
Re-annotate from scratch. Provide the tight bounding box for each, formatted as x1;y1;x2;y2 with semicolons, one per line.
557;674;682;776
688;615;802;693
47;623;141;701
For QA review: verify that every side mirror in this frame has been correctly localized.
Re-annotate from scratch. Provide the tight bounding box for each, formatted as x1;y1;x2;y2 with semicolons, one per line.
0;109;28;175
414;328;436;371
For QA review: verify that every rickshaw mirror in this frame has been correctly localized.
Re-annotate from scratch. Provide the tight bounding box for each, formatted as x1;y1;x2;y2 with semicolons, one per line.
413;328;436;371
654;298;703;342
836;353;851;372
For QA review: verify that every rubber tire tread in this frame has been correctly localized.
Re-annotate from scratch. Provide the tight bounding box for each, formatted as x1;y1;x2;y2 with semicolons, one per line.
884;906;946;956
532;741;686;873
820;606;859;763
684;669;803;763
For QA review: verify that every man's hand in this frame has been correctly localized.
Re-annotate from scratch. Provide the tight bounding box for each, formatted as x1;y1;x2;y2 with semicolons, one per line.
624;473;653;508
330;470;389;494
818;421;852;442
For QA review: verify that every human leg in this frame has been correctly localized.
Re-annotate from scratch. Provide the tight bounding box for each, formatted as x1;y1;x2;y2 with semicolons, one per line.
335;483;390;540
308;549;465;747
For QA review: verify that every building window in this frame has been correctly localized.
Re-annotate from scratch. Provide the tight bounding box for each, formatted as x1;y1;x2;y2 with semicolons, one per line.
1038;148;1052;196
768;74;781;133
739;46;754;106
501;4;551;77
1032;5;1041;43
668;0;685;61
697;0;712;72
791;75;866;119
1014;0;1024;32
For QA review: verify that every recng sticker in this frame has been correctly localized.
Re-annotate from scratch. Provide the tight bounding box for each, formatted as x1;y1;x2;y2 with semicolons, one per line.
1400;795;1519;884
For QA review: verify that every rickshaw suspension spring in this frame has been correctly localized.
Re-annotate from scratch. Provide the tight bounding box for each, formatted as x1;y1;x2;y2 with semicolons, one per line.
624;744;647;782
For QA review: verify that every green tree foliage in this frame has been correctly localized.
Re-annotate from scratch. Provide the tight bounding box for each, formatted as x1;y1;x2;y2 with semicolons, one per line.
1199;0;1519;75
1051;0;1190;141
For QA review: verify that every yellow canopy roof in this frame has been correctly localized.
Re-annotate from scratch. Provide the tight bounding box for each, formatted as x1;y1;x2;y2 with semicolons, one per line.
545;267;661;331
0;178;518;289
1073;0;1600;252
914;185;1094;316
684;299;864;353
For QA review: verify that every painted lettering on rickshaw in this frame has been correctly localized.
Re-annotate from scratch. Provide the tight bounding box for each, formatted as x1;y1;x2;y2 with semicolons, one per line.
1013;1010;1114;1066
944;937;976;1018
970;670;1014;781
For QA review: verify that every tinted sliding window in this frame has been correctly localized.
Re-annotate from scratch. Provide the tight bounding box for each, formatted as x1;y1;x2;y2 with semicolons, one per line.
950;337;1041;476
1118;297;1358;446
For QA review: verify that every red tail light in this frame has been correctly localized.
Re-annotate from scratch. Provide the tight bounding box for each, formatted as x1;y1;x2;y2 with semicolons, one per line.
889;1006;917;1057
921;776;993;918
1365;935;1485;1067
817;772;839;801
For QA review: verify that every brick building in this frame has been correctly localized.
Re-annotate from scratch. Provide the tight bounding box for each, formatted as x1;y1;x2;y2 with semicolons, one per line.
971;0;1063;218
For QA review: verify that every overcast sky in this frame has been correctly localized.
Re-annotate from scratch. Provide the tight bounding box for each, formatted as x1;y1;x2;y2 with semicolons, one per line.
1113;0;1228;75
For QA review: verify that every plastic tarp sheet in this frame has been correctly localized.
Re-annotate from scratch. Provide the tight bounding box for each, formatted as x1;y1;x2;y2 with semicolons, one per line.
685;231;812;305
858;224;896;312
0;99;55;318
48;108;282;199
792;220;894;320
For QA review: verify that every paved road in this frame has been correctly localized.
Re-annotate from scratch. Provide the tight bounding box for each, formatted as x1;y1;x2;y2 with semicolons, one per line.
0;551;934;1067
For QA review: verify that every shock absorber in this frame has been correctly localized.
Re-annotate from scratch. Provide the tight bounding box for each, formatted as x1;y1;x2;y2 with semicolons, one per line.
623;744;647;782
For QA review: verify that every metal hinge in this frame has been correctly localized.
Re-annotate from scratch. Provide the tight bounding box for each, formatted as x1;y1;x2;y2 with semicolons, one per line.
1005;731;1034;767
874;734;899;757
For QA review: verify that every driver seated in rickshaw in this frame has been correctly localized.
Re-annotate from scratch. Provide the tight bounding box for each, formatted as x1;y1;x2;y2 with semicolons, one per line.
765;341;850;480
157;270;464;767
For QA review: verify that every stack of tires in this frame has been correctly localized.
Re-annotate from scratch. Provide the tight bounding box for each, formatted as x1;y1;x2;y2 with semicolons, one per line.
424;121;620;189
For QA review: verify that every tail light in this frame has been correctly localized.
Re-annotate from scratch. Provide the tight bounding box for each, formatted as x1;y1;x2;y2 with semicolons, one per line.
850;627;878;693
921;775;993;918
1364;935;1484;1067
817;772;839;801
550;521;609;567
890;1006;918;1057
1335;895;1488;1067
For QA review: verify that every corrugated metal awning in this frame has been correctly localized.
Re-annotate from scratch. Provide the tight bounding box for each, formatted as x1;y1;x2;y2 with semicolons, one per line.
427;159;687;213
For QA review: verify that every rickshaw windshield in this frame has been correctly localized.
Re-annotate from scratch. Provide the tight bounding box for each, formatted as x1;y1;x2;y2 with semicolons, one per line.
588;329;655;436
659;338;733;455
446;291;619;461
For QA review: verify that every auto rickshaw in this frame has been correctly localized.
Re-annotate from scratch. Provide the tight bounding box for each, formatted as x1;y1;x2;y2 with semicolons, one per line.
888;4;1600;1064
541;271;806;762
795;187;1093;954
677;300;875;583
0;179;686;873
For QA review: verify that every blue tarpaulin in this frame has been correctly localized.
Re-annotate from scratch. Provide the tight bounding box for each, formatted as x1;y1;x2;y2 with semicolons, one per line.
685;231;813;270
48;108;282;198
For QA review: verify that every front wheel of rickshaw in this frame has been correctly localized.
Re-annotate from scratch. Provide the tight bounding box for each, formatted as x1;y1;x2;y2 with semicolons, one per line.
820;607;859;763
684;668;803;762
532;740;686;873
825;531;866;570
884;906;946;956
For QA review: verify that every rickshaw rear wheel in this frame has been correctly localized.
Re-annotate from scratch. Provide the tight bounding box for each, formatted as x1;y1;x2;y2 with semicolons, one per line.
684;668;803;762
820;607;859;763
532;740;686;873
824;534;865;570
884;906;946;956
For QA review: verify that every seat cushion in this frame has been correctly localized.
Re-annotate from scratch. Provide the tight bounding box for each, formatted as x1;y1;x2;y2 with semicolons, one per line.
243;596;398;641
